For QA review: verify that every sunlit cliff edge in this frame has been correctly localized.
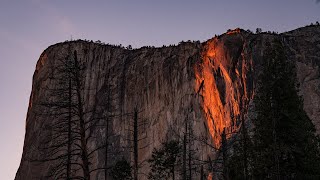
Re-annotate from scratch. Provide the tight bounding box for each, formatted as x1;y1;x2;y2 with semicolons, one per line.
16;25;320;180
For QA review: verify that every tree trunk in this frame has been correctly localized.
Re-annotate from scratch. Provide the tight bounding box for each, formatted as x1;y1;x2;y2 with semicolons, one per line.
133;109;138;180
172;165;175;180
188;147;191;179
104;116;109;180
104;85;110;180
271;95;280;180
67;78;72;179
74;51;90;180
200;165;204;180
241;114;248;179
188;119;192;180
182;121;187;180
222;128;229;180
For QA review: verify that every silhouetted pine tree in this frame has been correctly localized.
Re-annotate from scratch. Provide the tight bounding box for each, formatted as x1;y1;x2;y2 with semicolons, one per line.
227;112;254;179
110;158;133;180
148;140;181;180
251;39;320;179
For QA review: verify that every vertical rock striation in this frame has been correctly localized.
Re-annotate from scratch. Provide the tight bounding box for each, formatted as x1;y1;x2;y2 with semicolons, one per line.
195;30;254;147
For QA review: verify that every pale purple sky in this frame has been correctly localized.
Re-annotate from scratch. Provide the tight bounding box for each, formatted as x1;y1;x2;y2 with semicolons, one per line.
0;1;319;179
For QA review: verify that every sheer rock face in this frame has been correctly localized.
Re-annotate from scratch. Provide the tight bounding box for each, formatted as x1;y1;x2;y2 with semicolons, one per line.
16;26;320;180
284;27;320;132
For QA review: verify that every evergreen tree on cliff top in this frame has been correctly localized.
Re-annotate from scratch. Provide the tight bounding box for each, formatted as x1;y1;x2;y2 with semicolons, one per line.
252;39;320;179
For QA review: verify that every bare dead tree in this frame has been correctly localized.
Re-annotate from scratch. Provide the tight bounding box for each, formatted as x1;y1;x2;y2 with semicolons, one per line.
31;49;86;179
166;104;202;180
124;107;149;180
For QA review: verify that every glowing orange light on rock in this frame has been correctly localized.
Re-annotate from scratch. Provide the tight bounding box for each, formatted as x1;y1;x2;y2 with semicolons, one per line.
226;28;241;35
195;34;250;148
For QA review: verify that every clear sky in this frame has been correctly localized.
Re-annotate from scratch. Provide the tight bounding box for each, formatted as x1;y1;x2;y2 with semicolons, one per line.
0;0;319;179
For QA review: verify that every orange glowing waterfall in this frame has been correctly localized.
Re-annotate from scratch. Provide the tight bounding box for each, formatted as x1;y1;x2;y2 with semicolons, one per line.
195;34;249;148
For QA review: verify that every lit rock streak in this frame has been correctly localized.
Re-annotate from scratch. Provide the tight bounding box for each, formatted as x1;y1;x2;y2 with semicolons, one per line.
195;33;251;148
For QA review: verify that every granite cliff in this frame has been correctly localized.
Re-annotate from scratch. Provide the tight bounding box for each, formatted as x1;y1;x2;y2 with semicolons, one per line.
16;25;320;179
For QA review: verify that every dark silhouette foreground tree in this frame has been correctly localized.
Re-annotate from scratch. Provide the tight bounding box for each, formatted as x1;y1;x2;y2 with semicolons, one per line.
33;47;105;180
148;140;181;180
32;49;84;179
110;158;133;180
225;39;320;179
